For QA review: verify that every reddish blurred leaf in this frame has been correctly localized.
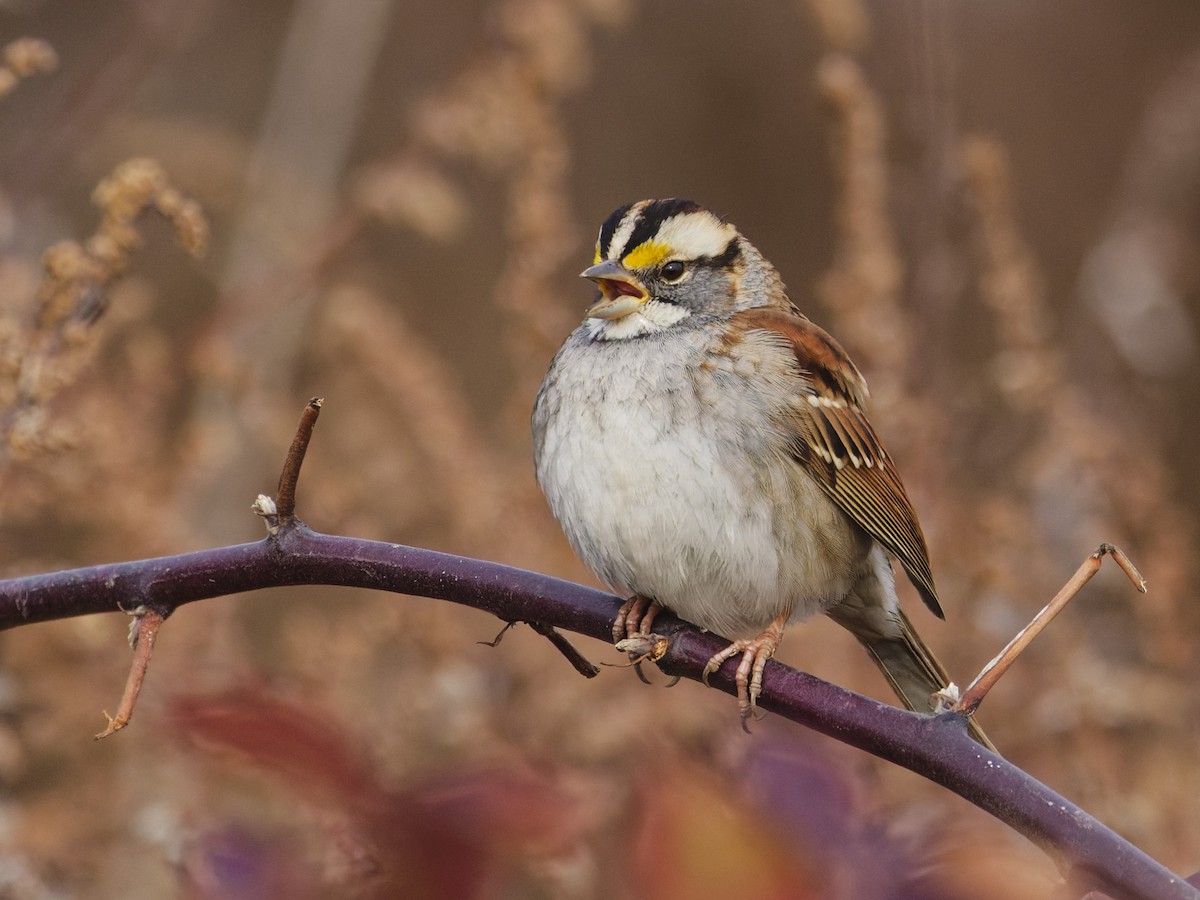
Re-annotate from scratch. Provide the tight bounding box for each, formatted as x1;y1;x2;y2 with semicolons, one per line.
170;687;377;800
168;686;585;899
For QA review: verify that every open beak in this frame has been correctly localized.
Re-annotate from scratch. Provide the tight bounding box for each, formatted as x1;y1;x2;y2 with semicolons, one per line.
581;259;648;320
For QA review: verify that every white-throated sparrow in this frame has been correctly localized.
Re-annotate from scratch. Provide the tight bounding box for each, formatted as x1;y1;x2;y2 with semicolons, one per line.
533;199;989;745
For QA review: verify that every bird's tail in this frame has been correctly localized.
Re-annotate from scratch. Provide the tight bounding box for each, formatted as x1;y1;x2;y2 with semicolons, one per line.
828;605;995;751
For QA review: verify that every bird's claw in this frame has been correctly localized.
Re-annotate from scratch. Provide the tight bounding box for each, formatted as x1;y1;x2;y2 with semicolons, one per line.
701;614;788;728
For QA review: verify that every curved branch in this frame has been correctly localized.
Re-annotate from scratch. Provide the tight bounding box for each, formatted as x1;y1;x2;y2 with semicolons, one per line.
0;522;1193;900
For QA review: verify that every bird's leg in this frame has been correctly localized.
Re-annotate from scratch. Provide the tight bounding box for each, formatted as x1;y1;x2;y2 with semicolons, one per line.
702;610;789;728
612;595;661;642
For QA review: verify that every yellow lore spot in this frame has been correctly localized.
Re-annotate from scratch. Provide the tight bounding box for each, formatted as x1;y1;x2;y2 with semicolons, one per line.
594;241;602;264
621;240;672;270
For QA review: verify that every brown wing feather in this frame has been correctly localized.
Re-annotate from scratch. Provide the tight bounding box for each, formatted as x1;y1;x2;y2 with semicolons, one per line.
729;307;943;618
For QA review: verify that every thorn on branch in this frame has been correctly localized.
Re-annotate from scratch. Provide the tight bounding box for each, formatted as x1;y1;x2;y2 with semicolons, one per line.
256;397;323;533
95;605;165;740
956;543;1147;716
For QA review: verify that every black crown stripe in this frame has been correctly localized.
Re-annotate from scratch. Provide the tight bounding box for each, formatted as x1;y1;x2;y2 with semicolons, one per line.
619;198;703;261
597;202;635;260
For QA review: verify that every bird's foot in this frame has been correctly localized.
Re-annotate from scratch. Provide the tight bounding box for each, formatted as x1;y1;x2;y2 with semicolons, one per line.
701;613;788;731
612;595;662;642
613;596;665;684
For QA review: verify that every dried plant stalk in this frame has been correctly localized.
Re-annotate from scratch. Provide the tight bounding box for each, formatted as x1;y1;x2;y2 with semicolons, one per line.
0;38;57;100
0;159;206;475
963;135;1196;669
815;53;911;388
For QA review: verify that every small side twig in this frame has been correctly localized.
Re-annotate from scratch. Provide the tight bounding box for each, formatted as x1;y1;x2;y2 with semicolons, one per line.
275;397;323;520
955;543;1147;715
528;622;600;678
479;621;600;678
94;606;165;740
102;398;324;738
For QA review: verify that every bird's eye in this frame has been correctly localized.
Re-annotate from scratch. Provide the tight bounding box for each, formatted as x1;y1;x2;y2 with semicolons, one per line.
660;260;686;283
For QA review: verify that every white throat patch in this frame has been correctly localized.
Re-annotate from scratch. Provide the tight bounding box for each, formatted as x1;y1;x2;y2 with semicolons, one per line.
586;300;691;340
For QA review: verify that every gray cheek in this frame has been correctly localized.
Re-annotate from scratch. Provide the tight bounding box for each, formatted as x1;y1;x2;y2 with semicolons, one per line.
673;270;738;315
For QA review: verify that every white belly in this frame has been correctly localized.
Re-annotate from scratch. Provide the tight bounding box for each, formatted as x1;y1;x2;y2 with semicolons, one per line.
533;328;866;638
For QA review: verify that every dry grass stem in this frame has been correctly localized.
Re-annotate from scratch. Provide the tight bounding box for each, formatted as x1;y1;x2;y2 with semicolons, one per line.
0;159;206;478
962;137;1061;411
351;156;468;242
804;0;870;51
816;54;911;388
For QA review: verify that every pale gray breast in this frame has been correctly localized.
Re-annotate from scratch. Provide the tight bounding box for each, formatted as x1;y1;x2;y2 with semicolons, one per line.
533;325;809;635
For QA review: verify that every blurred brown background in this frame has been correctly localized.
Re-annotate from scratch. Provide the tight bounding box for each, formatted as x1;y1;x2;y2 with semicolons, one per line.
0;1;1197;897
